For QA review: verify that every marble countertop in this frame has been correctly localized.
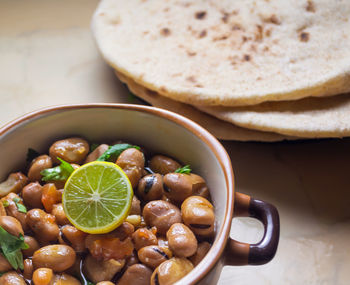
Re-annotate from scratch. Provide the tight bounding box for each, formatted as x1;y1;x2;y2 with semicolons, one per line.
1;1;349;284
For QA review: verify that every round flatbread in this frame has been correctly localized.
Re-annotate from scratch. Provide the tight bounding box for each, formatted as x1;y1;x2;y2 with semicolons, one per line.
197;94;350;138
116;72;298;142
92;0;350;106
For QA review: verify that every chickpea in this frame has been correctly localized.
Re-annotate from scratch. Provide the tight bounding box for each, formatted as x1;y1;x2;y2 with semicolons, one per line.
2;193;28;232
83;254;125;283
166;223;198;258
33;245;76;272
149;155;181;175
49;137;89;164
23;235;40;257
85;144;109;163
181;196;215;237
137;174;164;201
116;148;145;188
117;264;152;285
28;155;53;182
0;215;23;237
32;268;54;285
52;273;80;284
189;241;211;266
163;173;193;203
23;258;34;280
0;271;26;285
130;195;141;215
59;225;87;253
0;253;12;272
132;227;158;251
22;182;43;209
143;200;181;234
26;209;59;243
150;257;193;285
52;203;70;226
0;172;28;198
138;245;173;268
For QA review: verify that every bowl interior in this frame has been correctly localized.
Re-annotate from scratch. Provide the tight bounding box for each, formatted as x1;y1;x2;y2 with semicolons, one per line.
0;105;231;283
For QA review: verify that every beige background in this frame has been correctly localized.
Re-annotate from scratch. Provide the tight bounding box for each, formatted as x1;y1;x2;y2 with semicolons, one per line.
1;1;350;284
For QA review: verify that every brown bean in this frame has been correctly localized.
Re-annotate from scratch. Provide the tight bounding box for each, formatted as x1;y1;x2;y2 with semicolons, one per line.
189;174;210;199
23;258;34;280
85;144;109;163
83;254;125;283
143;200;181;234
116;148;145;188
130;195;141;215
1;193;28;232
137;174;164;201
138;245;173;268
150;257;193;285
49;137;89;164
28;155;53;182
53;273;81;284
166;223;197;257
59;225;87;253
0;253;12;272
163;173;193;203
33;245;76;272
181;196;215;237
0;202;6;216
52;203;70;226
22;182;43;209
0;271;26;285
132;227;158;251
23;235;40;258
0;172;28;198
26;209;59;243
189;241;211;266
149;155;181;175
97;282;114;285
0;215;23;237
32;268;54;285
117;264;152;285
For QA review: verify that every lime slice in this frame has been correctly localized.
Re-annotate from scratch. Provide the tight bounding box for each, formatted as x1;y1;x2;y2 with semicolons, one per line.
63;161;133;234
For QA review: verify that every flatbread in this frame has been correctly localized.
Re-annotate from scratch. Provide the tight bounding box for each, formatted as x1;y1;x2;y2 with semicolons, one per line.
197;94;350;138
92;0;350;106
116;72;297;142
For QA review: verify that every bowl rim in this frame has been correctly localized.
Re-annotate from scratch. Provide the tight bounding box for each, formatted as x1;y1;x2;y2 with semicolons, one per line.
0;103;234;284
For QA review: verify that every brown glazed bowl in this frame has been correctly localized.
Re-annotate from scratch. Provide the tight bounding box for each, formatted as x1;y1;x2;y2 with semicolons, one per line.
0;104;279;284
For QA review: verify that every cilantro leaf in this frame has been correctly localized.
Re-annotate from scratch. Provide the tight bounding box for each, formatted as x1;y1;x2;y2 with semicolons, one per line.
97;144;140;162
175;165;192;174
12;198;27;213
2;200;9;207
26;148;39;163
0;226;28;270
40;157;74;181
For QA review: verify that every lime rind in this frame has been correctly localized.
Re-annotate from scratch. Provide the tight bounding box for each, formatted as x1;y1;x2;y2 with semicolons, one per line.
63;161;133;234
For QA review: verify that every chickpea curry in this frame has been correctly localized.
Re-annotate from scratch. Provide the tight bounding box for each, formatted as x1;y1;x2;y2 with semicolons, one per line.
0;137;215;285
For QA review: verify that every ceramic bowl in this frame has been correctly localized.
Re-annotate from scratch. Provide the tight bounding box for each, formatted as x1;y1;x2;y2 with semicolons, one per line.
0;104;279;284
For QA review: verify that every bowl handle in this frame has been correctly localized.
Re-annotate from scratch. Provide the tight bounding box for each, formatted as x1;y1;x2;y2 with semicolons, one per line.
224;192;280;265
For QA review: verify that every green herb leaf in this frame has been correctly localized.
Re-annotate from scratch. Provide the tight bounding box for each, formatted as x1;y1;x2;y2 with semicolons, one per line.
97;144;140;162
40;157;74;181
90;143;99;152
12;198;27;213
0;226;28;270
2;200;9;207
26;148;39;163
175;165;192;174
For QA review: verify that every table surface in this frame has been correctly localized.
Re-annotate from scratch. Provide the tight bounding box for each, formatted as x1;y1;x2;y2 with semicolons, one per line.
1;1;350;284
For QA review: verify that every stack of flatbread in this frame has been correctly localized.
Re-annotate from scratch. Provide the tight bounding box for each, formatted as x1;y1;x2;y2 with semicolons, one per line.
91;0;350;141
